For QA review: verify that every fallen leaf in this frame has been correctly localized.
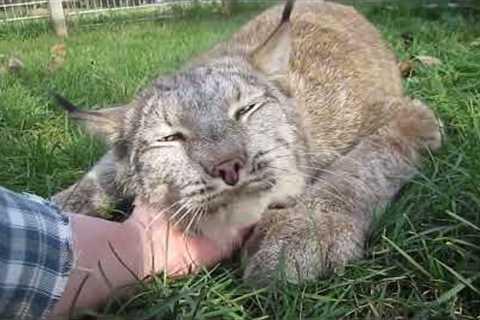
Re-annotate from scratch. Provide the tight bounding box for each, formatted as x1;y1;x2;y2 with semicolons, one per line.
398;59;415;78
401;31;414;49
415;55;442;66
470;37;480;47
7;56;24;73
51;43;66;56
48;43;67;72
399;55;443;77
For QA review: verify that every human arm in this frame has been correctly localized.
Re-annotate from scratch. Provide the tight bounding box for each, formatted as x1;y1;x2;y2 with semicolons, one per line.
0;186;246;320
51;200;248;319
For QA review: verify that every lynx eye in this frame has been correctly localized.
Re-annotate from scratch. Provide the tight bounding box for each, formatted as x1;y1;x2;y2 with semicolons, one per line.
234;103;259;121
157;132;185;143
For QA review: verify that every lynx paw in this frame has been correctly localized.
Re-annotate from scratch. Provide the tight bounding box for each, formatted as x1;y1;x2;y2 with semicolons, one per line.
411;99;444;151
242;234;321;285
394;99;444;152
242;208;364;286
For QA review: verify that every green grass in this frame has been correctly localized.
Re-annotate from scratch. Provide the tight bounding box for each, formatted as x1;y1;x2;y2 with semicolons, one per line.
1;3;480;319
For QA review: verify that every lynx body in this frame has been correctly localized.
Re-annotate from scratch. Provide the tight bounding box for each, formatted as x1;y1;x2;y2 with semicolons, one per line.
53;0;442;282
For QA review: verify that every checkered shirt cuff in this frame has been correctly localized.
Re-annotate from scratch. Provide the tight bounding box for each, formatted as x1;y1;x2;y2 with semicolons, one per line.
0;186;73;320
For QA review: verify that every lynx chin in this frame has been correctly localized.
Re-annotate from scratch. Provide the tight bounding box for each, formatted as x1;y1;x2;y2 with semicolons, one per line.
53;0;443;284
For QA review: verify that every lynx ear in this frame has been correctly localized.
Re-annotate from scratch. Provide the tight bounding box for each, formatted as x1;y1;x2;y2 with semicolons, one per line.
53;93;127;142
251;0;294;82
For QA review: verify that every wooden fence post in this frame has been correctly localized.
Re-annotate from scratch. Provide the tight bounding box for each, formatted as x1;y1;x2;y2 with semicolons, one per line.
221;0;235;16
48;0;67;37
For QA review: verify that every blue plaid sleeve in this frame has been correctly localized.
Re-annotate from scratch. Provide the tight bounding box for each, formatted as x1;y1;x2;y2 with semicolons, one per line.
0;186;73;320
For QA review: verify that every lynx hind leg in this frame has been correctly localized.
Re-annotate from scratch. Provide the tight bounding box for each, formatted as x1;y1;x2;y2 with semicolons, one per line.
388;98;443;153
243;98;443;285
52;151;124;217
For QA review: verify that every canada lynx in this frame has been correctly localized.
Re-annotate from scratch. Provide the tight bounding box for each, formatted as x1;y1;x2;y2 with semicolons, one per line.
53;0;442;283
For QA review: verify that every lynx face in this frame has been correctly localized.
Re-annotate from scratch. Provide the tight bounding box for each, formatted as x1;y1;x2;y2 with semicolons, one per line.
56;7;302;238
124;57;305;235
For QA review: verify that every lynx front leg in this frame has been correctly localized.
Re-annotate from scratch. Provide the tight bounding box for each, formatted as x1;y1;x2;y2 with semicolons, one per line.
243;206;368;283
243;99;443;284
52;151;129;217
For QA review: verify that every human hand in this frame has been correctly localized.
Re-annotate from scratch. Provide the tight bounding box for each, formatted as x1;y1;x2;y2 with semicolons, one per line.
52;199;251;319
125;199;252;278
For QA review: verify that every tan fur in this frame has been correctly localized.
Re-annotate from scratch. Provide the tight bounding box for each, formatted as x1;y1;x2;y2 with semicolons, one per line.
53;1;443;283
197;1;404;167
203;1;442;283
242;99;442;284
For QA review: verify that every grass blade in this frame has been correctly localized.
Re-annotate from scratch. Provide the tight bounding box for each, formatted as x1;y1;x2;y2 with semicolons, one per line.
382;235;432;278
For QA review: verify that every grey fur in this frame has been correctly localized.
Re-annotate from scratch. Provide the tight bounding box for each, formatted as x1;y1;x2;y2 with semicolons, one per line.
242;99;442;283
53;0;443;283
54;56;308;240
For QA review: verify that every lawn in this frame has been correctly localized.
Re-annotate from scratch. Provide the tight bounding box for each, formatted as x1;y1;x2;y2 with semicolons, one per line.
0;2;479;319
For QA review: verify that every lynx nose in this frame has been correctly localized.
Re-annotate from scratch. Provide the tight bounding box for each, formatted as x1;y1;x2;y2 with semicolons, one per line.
212;158;244;186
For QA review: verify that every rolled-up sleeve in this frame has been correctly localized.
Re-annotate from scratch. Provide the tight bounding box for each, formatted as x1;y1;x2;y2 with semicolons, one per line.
0;186;73;320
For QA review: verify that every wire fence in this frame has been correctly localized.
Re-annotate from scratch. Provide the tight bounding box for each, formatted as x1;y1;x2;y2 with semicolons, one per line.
0;0;200;22
0;0;226;36
1;0;48;22
1;0;478;34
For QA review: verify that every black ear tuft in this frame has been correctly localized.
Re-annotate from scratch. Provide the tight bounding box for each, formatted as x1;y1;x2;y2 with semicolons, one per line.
250;0;295;88
52;92;81;113
281;0;295;24
50;92;129;142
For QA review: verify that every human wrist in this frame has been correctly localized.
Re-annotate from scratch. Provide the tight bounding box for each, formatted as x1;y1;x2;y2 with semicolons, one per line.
51;213;145;318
